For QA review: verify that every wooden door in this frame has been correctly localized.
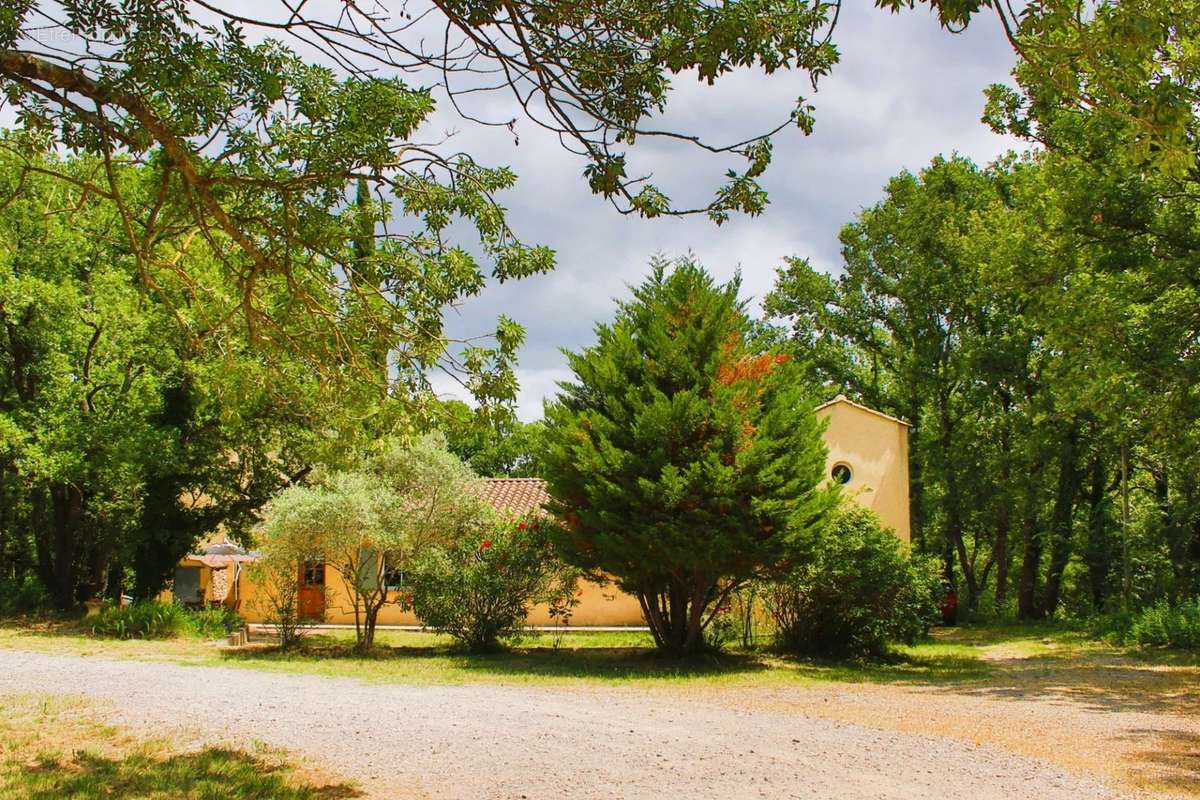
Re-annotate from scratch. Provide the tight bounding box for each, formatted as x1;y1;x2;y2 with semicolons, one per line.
297;560;325;621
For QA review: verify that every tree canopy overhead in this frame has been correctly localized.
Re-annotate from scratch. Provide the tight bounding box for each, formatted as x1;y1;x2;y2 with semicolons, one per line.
1;1;1187;411
0;1;847;214
0;0;855;400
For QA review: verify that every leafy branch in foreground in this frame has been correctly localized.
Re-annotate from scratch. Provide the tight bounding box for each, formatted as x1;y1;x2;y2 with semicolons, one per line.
0;0;850;391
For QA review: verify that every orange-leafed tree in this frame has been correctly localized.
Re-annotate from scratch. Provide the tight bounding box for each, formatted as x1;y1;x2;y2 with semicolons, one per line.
541;257;837;654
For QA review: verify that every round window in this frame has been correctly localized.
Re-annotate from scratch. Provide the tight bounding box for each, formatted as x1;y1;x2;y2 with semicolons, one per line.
831;463;852;485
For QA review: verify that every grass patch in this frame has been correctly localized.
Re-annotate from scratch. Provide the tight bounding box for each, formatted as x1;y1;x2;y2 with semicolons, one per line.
0;617;994;687
0;693;360;799
0;617;218;665
10;617;1193;690
211;626;994;687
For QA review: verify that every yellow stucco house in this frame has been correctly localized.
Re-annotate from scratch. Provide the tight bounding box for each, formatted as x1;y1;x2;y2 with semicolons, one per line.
815;394;911;543
172;395;910;627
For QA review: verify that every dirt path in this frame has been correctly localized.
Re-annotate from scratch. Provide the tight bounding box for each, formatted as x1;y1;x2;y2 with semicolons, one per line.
705;666;1198;799
0;649;1134;800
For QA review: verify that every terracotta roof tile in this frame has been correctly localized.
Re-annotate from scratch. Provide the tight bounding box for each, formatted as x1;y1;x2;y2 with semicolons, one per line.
477;478;550;515
815;394;911;427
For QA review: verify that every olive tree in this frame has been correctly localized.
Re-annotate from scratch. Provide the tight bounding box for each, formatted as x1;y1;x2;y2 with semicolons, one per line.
257;434;488;650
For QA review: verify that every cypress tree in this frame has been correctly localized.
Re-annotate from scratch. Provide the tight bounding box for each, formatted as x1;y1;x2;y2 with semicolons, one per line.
542;257;836;654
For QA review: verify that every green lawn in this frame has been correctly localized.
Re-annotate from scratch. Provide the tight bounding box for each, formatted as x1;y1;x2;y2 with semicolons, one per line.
2;616;1193;691
0;618;1105;688
0;693;360;799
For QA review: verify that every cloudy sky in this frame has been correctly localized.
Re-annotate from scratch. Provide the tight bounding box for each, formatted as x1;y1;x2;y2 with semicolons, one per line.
426;5;1021;420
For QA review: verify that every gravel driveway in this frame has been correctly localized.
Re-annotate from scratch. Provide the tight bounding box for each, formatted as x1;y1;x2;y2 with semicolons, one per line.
0;649;1126;799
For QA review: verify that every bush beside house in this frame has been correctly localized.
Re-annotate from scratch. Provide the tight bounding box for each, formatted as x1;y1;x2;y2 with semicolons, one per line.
764;506;941;657
408;515;577;652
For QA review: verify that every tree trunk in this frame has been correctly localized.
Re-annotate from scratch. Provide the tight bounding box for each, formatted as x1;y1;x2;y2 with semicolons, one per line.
938;390;979;611
1120;443;1131;610
993;400;1013;615
907;391;926;553
1017;456;1045;620
361;605;378;650
1041;424;1081;618
1154;463;1192;605
637;579;710;655
38;483;85;609
1083;454;1111;610
1181;475;1200;599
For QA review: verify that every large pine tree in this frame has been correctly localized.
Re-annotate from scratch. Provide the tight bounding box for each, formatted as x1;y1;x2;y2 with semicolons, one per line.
542;258;836;654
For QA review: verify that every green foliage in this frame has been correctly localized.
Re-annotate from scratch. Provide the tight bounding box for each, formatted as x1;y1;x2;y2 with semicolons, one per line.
89;600;242;640
436;400;546;477
247;527;318;651
257;473;393;651
542;257;837;654
185;606;248;640
257;434;489;650
89;601;185;640
978;0;1200;619
0;1;851;418
0;575;51;616
766;155;1037;613
0;150;326;609
764;506;942;657
1127;600;1200;651
1083;599;1200;652
408;515;577;653
984;0;1200;178
764;149;1200;624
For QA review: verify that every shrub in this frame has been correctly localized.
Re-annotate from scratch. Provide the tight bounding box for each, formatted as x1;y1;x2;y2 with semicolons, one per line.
90;600;242;640
764;506;941;657
186;605;245;639
254;435;489;652
1128;598;1200;650
408;514;577;652
0;575;52;616
91;600;189;639
1077;609;1136;645
247;553;314;651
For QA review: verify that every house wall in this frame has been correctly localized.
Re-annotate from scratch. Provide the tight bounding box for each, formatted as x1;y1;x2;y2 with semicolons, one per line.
228;564;644;627
190;399;910;628
159;561;260;615
319;569;644;626
159;560;212;605
816;400;912;543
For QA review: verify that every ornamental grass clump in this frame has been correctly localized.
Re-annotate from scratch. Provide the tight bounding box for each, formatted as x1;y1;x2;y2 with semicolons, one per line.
1129;598;1200;650
90;599;242;640
408;514;577;653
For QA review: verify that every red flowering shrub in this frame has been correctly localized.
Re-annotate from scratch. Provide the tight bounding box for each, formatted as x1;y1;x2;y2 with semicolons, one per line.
408;513;577;652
